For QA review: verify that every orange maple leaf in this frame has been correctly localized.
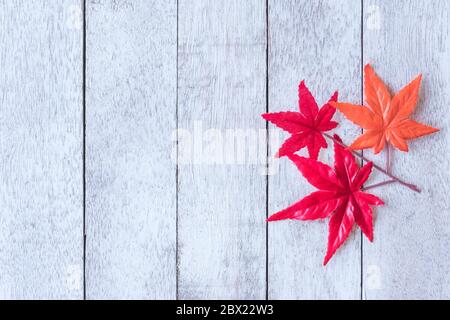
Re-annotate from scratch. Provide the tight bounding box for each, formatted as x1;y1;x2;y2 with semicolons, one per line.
331;64;439;154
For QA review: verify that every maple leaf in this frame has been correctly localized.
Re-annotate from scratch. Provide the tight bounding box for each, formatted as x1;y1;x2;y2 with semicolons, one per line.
331;64;439;154
262;81;338;159
267;135;384;265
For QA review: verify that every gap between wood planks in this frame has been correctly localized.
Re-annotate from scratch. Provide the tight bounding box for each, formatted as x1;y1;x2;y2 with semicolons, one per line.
176;0;180;301
360;0;364;301
82;0;87;301
265;0;270;301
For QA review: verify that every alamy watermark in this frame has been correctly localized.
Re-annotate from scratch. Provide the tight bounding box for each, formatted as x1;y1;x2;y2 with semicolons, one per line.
66;4;82;30
366;264;382;290
171;121;280;175
366;5;382;31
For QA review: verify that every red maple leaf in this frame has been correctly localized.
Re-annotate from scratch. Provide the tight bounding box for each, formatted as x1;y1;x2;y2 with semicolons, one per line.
267;135;384;265
262;81;338;159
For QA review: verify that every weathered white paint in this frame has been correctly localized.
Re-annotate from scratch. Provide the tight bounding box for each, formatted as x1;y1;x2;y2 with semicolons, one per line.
177;0;267;299
362;0;450;299
268;0;362;299
85;0;177;299
0;0;83;299
0;0;449;300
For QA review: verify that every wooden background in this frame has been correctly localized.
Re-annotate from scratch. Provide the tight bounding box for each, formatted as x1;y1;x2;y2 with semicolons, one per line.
0;0;449;299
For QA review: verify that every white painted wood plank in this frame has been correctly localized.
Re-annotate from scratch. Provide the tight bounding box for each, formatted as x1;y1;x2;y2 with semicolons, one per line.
86;0;177;299
363;0;450;299
0;0;83;299
268;0;362;299
178;0;266;299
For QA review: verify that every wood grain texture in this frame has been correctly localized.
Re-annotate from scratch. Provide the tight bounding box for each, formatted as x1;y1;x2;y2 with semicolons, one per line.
268;0;362;299
362;0;450;299
177;0;266;299
0;0;83;299
1;0;448;300
85;0;177;299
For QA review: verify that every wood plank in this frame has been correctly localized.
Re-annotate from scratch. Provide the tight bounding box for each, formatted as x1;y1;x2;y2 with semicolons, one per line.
268;0;362;299
362;0;450;299
0;1;83;299
177;0;266;299
85;0;177;299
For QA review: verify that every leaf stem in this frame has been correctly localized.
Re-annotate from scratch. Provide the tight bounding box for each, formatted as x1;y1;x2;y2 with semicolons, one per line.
323;133;421;193
386;143;392;174
362;179;396;191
